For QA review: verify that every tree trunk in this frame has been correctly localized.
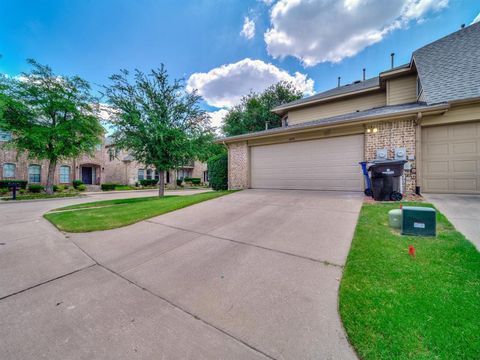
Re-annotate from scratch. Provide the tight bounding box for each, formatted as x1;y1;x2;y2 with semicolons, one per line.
158;170;165;197
46;159;57;195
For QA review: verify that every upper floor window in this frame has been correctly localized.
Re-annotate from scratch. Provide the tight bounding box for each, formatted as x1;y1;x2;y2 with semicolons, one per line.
2;163;15;178
59;165;70;183
0;131;12;142
28;164;41;183
138;169;145;181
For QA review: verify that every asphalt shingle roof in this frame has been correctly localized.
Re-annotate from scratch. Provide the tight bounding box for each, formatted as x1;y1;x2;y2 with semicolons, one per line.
273;76;380;112
413;21;480;104
220;102;447;142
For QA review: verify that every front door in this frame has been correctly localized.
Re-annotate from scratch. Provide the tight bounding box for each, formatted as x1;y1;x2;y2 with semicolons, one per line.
82;167;93;185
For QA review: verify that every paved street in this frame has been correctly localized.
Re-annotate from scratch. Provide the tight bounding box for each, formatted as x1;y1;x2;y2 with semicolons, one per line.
0;189;362;359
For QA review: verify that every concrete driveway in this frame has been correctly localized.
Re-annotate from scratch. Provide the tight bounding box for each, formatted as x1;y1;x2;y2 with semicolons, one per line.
424;193;480;250
0;189;362;359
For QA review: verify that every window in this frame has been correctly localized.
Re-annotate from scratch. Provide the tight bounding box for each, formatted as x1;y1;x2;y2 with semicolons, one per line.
28;165;41;183
146;169;152;180
203;170;209;182
154;170;159;181
0;131;12;142
2;163;15;178
59;165;70;183
138;169;145;181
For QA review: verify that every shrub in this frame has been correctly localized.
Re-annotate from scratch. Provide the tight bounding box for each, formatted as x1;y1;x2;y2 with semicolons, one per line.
207;154;228;190
0;180;28;189
72;180;84;189
140;179;158;187
184;177;201;185
0;188;8;195
176;179;183;187
28;184;44;193
53;185;59;192
101;183;118;191
77;184;87;192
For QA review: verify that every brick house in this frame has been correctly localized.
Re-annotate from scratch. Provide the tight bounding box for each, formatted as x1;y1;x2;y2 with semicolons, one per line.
221;22;480;195
0;134;208;187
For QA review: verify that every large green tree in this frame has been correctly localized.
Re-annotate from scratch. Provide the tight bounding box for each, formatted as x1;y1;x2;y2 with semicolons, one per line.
0;59;103;194
222;81;303;136
103;65;214;196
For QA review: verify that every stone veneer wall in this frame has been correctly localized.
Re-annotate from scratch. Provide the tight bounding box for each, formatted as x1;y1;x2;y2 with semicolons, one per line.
228;141;249;189
364;119;416;193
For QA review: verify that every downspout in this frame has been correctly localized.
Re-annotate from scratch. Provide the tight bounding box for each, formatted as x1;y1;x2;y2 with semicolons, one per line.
415;112;423;195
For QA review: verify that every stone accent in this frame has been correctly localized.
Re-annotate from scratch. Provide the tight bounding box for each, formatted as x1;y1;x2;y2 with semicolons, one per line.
228;141;249;189
364;119;416;193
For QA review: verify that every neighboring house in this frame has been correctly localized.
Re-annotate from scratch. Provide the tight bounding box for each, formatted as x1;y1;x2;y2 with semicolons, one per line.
221;22;480;195
0;135;208;186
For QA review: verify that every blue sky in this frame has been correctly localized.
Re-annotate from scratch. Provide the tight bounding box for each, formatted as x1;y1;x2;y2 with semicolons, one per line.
1;0;479;127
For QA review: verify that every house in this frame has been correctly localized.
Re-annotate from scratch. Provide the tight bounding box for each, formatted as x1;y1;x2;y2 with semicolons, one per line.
220;22;480;195
0;135;208;187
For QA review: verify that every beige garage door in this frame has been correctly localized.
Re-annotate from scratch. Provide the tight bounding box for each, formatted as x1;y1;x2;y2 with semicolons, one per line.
250;134;364;191
422;122;480;193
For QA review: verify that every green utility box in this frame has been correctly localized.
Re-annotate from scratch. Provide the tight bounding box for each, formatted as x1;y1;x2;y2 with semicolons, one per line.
401;206;436;236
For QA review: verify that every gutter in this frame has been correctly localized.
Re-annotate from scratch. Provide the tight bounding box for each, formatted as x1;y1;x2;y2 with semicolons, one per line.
216;103;449;144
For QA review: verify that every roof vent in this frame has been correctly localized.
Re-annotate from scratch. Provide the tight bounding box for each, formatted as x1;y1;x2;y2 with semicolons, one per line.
337;76;341;87
363;68;366;81
461;24;465;29
353;80;361;84
390;52;395;69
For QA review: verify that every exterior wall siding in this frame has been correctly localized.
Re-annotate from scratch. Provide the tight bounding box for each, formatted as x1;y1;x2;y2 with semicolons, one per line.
287;92;386;125
364;119;417;193
386;75;418;105
228;141;249;189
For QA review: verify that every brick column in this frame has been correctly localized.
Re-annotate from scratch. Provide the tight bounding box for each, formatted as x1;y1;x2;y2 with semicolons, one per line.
228;141;249;189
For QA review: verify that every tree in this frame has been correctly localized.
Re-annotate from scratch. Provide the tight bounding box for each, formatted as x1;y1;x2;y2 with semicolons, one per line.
103;65;213;196
0;59;103;194
222;81;303;136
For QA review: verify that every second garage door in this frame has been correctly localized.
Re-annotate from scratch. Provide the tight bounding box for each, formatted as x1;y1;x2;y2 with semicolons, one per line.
250;134;364;191
422;122;480;193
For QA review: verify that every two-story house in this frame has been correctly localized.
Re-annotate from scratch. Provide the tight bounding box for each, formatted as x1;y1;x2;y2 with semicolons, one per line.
221;22;480;195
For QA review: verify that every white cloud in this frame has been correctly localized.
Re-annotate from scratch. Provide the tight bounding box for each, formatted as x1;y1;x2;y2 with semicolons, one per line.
471;12;480;24
240;16;256;39
264;0;449;66
260;0;276;5
187;58;314;108
208;109;229;132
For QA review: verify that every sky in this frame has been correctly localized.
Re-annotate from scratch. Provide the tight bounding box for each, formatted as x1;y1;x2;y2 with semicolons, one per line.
1;0;479;130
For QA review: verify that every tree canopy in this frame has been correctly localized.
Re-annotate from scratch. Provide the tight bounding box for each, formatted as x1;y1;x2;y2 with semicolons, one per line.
0;59;103;194
222;81;303;137
103;65;215;196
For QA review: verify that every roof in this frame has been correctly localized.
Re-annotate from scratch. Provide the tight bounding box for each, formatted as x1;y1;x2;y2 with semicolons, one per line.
272;76;380;113
413;21;480;105
219;102;448;143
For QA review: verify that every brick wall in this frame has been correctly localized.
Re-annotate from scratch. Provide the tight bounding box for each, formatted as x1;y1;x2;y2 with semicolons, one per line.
364;119;416;193
228;141;249;189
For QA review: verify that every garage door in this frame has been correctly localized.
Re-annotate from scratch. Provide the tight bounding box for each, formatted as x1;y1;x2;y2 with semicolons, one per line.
250;134;364;191
422;122;480;193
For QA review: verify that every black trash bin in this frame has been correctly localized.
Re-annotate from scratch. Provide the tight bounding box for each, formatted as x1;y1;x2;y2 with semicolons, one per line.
368;160;407;201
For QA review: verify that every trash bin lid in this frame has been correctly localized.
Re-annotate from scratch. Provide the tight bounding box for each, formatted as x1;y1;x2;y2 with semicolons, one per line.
382;170;395;175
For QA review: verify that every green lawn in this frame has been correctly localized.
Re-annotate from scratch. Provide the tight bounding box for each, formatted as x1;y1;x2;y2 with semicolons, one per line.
44;191;234;232
339;202;480;360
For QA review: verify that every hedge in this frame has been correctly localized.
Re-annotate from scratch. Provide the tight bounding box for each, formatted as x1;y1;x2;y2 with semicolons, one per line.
140;179;158;186
72;180;84;189
207;154;228;190
101;183;118;191
28;184;44;193
0;180;28;189
184;177;201;185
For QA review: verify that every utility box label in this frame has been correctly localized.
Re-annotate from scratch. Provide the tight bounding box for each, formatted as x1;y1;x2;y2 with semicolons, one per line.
413;222;425;229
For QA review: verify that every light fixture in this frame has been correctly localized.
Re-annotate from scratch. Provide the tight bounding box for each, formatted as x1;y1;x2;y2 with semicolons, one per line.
366;128;371;133
372;127;378;133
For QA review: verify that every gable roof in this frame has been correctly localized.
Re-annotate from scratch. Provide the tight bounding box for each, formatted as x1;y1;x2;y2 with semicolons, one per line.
272;76;380;113
413;21;480;105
